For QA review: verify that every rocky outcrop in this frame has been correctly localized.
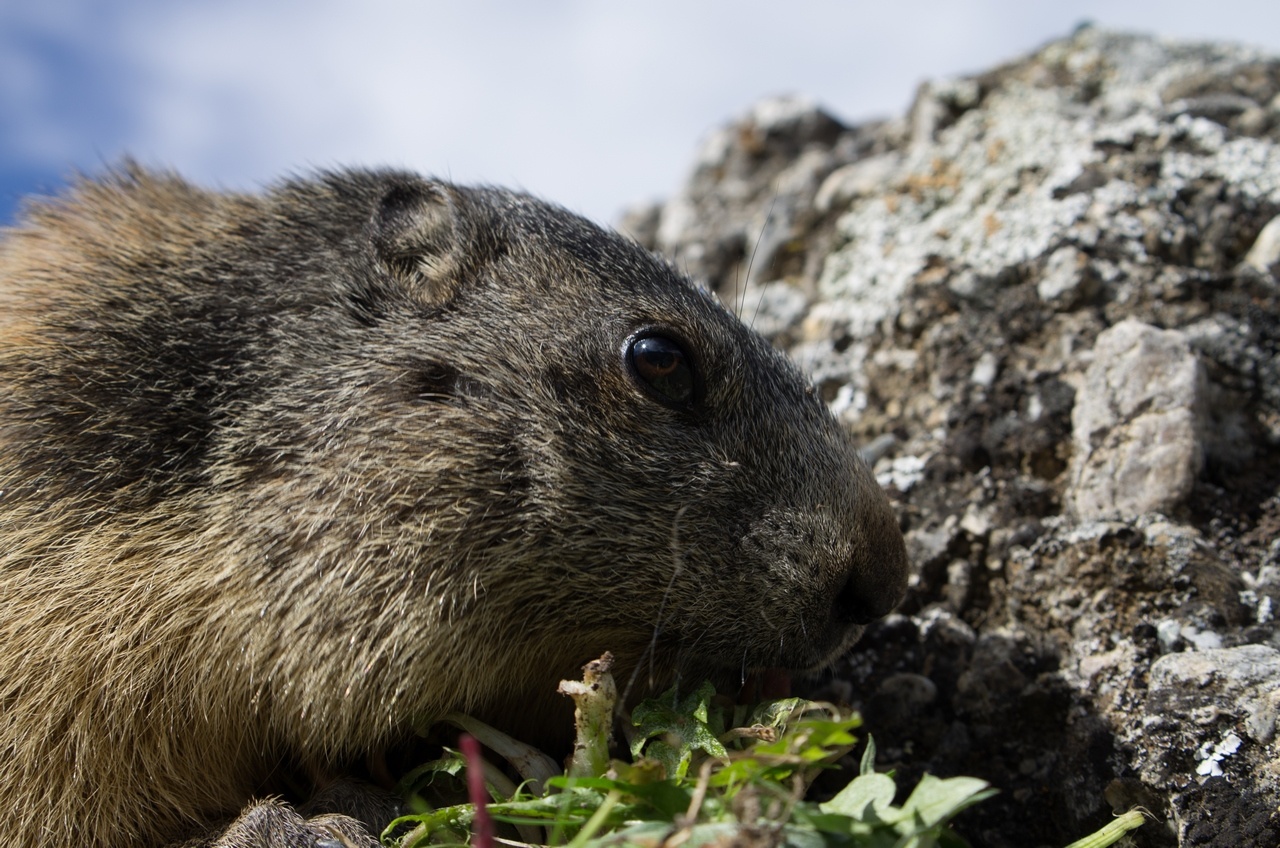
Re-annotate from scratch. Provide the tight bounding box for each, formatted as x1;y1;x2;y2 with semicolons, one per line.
623;26;1280;848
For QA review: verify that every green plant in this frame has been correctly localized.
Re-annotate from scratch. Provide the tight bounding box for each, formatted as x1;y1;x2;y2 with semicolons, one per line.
384;656;1145;848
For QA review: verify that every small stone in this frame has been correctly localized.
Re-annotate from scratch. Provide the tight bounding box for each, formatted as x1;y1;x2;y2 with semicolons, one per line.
877;672;939;708
1241;214;1280;276
877;455;927;492
1155;619;1184;654
1181;624;1224;651
859;433;897;464
1195;732;1243;777
959;503;993;537
970;352;999;388
1067;320;1208;521
815;154;903;213
1149;645;1280;748
1037;245;1096;305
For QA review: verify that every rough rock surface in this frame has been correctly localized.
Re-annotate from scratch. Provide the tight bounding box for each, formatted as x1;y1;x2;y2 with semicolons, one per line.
622;26;1280;848
1068;319;1209;521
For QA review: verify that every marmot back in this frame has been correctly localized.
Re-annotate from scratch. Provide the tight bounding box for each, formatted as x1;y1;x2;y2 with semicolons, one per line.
0;167;908;847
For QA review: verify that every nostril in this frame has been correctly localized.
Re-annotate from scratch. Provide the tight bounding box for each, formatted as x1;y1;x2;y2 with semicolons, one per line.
835;572;892;625
834;507;910;625
834;552;910;626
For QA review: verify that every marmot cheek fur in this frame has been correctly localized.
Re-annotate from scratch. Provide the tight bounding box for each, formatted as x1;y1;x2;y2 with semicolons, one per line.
0;167;909;847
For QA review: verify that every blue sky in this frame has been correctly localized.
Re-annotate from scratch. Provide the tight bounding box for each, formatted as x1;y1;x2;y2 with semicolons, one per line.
3;1;1279;226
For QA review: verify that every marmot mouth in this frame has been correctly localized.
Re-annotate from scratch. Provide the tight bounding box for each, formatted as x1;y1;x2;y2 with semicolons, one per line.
740;667;793;700
767;620;868;676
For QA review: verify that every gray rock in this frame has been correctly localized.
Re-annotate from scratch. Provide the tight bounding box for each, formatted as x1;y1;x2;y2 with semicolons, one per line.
807;30;1280;344
637;24;1280;848
1037;245;1097;306
1148;645;1280;746
737;280;810;342
1242;213;1280;276
1068;319;1208;521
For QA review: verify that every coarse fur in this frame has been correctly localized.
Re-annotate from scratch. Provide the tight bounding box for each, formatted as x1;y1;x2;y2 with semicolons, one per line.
0;166;908;847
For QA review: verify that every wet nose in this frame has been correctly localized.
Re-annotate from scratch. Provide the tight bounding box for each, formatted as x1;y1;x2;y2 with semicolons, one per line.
835;526;909;625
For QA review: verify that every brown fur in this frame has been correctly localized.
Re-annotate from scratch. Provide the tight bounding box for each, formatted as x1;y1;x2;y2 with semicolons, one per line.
0;167;908;846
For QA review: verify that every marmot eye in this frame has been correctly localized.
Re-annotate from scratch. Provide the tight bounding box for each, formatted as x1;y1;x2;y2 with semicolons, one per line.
627;333;695;407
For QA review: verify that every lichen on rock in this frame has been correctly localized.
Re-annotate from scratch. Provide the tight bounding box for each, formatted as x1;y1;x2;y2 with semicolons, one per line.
627;24;1280;848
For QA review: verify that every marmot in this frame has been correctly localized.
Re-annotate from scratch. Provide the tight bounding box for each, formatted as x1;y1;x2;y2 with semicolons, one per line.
0;167;909;847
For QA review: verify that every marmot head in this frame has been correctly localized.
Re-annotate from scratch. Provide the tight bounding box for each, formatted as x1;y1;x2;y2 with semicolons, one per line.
194;171;908;749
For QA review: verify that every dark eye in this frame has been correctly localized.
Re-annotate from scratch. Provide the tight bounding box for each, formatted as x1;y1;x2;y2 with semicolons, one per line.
627;333;696;407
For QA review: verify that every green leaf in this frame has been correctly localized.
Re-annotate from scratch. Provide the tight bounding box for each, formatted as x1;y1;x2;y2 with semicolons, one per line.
580;821;832;848
381;803;472;846
609;758;668;785
751;717;861;759
821;772;897;821
395;750;466;796
630;682;728;779
860;736;878;777
706;755;795;791
546;773;694;820
744;697;807;728
887;773;998;846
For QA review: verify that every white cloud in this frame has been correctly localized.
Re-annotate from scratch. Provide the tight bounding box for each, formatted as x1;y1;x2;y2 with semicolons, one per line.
2;0;1278;221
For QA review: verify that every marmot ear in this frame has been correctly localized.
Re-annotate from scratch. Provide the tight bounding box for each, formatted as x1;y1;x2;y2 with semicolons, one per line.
373;180;464;306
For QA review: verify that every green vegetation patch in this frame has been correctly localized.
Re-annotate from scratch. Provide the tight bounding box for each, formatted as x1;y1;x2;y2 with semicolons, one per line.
384;654;1146;848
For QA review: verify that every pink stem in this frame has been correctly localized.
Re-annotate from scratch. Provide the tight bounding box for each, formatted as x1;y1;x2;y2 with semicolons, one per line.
460;733;495;848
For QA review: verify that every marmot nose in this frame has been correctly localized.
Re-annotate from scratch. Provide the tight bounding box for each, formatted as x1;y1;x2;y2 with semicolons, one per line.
834;541;910;626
